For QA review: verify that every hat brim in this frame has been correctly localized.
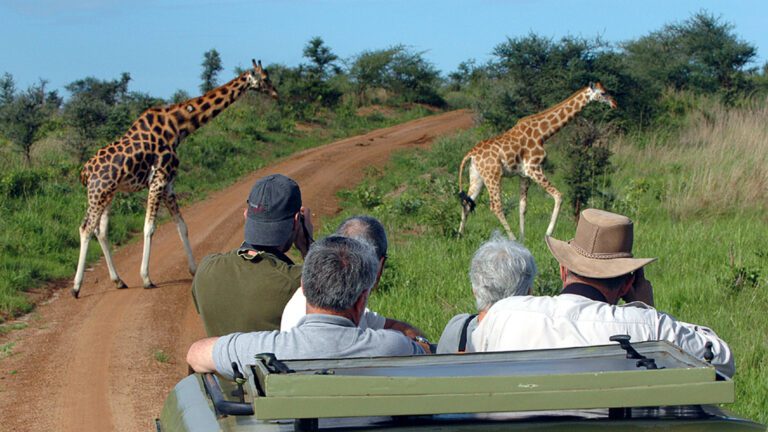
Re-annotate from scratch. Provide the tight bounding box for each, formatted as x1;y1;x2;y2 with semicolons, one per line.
545;236;656;279
244;216;295;247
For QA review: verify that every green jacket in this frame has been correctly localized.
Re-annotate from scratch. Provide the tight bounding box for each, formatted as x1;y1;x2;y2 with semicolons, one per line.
192;246;302;337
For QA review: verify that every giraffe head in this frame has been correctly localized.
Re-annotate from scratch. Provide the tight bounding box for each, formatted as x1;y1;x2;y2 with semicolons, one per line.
587;82;617;109
247;59;279;100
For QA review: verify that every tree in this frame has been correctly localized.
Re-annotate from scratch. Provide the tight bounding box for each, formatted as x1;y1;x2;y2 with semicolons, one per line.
623;12;756;100
63;73;133;162
349;47;399;102
297;37;342;107
447;59;484;91
386;46;444;106
200;49;223;93
303;36;341;81
0;72;15;107
562;119;614;218
170;89;191;104
0;78;58;164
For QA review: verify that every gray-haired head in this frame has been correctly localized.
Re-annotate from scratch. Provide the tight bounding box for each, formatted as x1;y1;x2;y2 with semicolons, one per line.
302;235;379;312
335;215;388;260
470;232;537;311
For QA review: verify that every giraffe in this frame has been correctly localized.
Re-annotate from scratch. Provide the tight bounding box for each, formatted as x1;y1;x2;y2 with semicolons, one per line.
72;59;278;298
457;82;617;242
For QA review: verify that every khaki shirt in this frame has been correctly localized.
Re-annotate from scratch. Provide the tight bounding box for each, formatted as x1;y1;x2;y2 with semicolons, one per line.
192;247;302;337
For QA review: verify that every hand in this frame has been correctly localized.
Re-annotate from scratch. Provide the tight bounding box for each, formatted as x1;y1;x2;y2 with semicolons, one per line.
413;336;434;354
623;267;655;306
294;207;314;257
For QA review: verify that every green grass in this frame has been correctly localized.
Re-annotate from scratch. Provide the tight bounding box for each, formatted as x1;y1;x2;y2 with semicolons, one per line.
0;342;15;359
153;349;171;364
0;322;27;336
0;101;434;321
323;117;768;423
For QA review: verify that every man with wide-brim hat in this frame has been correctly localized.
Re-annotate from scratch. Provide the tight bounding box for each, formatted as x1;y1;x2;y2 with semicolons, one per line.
545;208;656;304
472;208;735;378
192;174;313;337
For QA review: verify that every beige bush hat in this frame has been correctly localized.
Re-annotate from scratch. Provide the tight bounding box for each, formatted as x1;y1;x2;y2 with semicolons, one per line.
545;208;656;279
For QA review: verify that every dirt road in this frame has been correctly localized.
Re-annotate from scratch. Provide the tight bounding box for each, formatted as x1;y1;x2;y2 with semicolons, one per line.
0;109;473;431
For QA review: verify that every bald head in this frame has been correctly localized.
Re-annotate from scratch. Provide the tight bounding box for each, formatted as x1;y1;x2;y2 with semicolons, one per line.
335;216;387;260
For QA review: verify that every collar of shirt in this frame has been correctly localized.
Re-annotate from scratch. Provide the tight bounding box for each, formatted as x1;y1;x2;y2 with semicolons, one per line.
561;283;608;303
296;314;356;329
237;242;295;266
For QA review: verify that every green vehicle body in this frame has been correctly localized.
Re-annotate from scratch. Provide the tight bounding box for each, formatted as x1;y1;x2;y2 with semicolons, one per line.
157;340;766;432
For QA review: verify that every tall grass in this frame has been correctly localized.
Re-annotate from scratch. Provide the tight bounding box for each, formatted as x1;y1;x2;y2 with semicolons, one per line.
326;98;768;423
613;96;768;217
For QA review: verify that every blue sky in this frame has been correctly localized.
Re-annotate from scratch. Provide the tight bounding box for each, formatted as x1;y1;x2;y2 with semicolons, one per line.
2;0;766;100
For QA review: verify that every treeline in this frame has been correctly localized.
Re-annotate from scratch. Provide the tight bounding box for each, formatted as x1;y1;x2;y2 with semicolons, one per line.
0;37;446;168
455;12;767;132
1;12;766;168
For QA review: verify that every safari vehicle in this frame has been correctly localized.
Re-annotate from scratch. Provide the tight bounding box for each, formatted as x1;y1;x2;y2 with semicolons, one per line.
157;336;766;431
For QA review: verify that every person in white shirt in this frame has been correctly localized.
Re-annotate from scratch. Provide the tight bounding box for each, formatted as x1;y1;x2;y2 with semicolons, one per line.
472;208;735;377
281;215;424;339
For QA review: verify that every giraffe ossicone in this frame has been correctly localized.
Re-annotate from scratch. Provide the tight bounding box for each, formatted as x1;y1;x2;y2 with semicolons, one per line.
72;59;278;298
457;82;617;242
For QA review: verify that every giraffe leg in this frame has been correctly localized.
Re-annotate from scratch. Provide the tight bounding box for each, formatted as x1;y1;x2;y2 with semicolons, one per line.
73;211;99;298
459;161;484;236
162;183;196;276
140;174;166;288
94;204;127;289
485;168;516;240
73;186;114;298
519;176;530;243
524;166;562;237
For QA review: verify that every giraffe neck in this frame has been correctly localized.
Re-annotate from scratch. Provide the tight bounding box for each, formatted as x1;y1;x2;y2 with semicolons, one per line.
522;87;591;140
167;72;251;139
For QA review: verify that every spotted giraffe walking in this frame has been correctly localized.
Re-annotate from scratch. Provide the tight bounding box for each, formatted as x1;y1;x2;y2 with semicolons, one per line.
72;59;278;298
458;82;617;241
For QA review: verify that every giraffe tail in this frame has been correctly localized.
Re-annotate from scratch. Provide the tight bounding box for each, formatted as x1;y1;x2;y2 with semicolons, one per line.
457;153;476;212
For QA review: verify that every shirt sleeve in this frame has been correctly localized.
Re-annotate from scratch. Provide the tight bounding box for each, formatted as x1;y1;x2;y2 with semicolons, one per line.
655;311;735;377
280;288;307;331
212;332;278;379
436;314;470;354
363;308;387;330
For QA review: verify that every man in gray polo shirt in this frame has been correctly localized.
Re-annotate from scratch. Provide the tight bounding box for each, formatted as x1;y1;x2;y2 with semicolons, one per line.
186;235;428;379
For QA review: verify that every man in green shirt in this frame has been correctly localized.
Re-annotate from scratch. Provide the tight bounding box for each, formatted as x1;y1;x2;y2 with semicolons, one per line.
192;174;313;336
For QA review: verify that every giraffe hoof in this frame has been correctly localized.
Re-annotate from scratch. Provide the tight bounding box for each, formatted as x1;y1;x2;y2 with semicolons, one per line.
71;288;80;299
115;279;128;289
143;282;157;289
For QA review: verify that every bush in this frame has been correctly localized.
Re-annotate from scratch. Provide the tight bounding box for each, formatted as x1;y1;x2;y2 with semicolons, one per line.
0;168;48;199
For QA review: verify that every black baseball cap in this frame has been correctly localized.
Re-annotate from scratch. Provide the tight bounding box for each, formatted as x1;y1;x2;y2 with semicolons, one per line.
244;174;302;247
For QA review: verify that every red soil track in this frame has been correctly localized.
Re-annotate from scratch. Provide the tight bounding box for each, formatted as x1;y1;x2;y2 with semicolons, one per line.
0;109;473;432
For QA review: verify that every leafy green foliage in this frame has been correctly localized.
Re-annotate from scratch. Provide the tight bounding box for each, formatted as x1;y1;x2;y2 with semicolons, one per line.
561;120;614;217
200;49;223;93
347;45;445;107
0;78;60;164
63;72;146;162
622;12;757;103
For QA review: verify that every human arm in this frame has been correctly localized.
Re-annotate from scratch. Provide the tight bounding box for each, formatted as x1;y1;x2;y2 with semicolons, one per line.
384;318;425;339
186;337;219;373
656;313;735;377
413;337;433;354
